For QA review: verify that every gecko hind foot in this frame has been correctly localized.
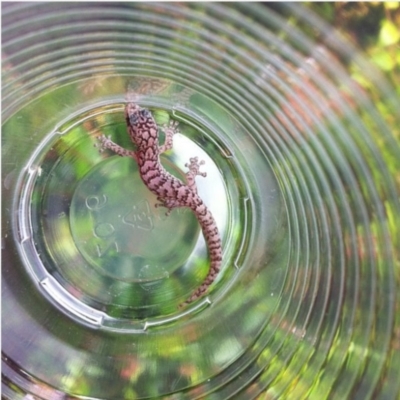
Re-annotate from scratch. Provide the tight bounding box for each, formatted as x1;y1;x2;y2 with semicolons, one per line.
155;197;179;216
155;203;172;216
185;156;207;178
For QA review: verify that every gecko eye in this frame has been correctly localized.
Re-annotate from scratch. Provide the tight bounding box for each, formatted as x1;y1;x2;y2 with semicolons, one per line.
139;109;151;119
129;113;139;126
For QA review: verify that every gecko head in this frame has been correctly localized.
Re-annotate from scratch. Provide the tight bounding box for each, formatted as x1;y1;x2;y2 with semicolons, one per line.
125;103;157;145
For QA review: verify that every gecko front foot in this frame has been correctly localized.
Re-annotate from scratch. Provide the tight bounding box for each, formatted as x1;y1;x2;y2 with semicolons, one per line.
162;120;180;135
159;120;180;154
94;134;112;153
95;134;137;159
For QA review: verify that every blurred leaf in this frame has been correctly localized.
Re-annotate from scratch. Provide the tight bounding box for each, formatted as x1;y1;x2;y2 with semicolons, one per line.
379;20;400;46
371;47;396;70
384;2;399;10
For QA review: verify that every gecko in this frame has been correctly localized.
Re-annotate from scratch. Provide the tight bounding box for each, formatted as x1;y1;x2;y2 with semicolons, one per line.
97;101;222;305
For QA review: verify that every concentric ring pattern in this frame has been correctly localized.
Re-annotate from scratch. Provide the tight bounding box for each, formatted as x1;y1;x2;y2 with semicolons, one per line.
2;3;400;400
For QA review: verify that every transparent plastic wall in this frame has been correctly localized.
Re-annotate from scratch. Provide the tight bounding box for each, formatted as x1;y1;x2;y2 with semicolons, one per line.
2;3;400;399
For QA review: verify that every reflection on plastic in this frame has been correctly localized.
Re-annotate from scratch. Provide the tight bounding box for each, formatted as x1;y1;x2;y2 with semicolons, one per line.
2;2;399;400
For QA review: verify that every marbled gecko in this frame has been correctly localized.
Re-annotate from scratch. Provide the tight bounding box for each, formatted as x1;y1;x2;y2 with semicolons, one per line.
98;102;222;305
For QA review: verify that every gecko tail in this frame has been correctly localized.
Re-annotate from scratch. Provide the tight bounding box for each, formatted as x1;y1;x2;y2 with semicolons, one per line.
183;201;222;305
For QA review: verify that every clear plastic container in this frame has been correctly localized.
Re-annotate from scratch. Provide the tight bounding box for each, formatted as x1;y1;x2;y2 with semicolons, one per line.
2;3;400;399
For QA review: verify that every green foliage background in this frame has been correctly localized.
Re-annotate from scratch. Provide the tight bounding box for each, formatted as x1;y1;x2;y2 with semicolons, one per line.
308;2;399;93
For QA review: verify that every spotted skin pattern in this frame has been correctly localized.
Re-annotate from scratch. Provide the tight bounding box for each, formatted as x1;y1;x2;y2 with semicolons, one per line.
98;102;222;305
